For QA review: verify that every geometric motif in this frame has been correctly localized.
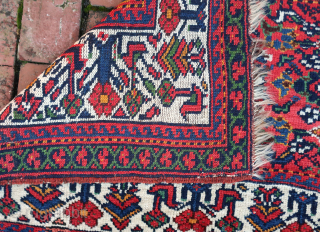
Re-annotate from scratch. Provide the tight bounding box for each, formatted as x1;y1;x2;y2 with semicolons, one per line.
0;0;253;183
246;186;285;232
103;183;141;230
1;182;320;231
22;184;65;223
252;0;320;192
0;0;319;232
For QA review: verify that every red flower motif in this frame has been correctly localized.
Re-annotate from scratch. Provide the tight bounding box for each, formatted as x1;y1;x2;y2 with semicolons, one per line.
27;149;40;168
160;149;172;167
232;61;245;81
88;82;120;117
119;147;129;166
233;126;246;144
226;26;240;45
174;209;211;232
159;0;181;35
230;91;243;110
230;0;243;15
206;150;220;168
76;147;88;167
98;148;109;168
183;152;196;170
53;149;66;169
65;200;102;228
33;211;52;223
281;221;313;232
231;152;243;169
0;154;14;172
139;150;151;169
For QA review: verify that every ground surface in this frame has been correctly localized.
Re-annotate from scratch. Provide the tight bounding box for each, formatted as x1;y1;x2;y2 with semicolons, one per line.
0;0;119;110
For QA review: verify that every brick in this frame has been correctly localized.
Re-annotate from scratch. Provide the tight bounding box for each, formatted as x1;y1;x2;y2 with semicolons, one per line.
0;13;17;66
18;63;48;94
89;0;123;8
0;0;20;18
0;66;14;111
18;0;82;64
86;11;108;32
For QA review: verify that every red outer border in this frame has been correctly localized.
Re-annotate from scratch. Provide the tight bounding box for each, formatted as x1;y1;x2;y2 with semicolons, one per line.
0;172;252;185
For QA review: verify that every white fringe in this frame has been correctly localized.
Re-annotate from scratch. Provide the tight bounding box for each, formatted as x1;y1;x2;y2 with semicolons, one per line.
250;0;275;179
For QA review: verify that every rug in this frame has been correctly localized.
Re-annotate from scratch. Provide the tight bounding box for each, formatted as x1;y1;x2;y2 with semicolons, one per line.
0;0;264;184
0;0;320;231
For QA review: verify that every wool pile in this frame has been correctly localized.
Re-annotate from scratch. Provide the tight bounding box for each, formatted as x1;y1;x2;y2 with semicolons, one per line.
0;0;319;231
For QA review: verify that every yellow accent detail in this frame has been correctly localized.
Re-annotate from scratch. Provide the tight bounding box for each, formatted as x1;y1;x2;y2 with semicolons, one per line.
104;207;140;222
166;8;172;19
100;95;109;104
45;62;56;75
80;209;88;217
162;37;176;79
32;186;55;197
189;218;197;224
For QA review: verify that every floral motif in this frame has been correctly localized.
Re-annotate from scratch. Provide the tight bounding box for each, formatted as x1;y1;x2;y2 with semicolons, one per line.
98;148;109;169
232;61;245;81
233;126;246;144
206;150;220;168
65;200;102;228
183;152;196;170
88;82;120;117
158;0;181;35
232;152;243;169
143;209;169;229
27;150;41;169
0;154;14;172
217;215;242;232
124;89;144;117
119;147;129;166
157;80;176;107
76;147;88;167
230;0;243;15
281;222;313;232
160;149;173;167
174;209;211;232
226;26;240;45
139;150;151;169
0;186;20;218
53;149;66;169
230;91;243;110
62;94;83;118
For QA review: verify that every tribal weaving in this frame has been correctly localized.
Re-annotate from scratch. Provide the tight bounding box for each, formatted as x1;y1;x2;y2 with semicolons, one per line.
0;0;257;183
1;0;320;231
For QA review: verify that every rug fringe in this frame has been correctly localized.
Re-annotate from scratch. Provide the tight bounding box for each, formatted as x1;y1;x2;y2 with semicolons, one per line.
249;0;275;179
